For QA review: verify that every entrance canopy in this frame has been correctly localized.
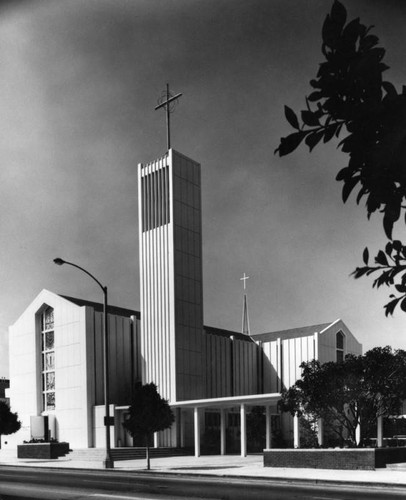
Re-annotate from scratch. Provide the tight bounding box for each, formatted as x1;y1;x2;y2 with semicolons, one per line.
171;392;280;409
171;392;281;457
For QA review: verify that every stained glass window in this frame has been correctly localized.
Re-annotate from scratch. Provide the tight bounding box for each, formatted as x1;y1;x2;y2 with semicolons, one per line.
45;352;54;370
45;331;54;349
44;308;54;330
336;331;345;362
41;307;55;411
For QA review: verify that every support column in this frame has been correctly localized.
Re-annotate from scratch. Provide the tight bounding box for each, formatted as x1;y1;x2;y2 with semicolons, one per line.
240;404;247;457
293;413;300;449
355;420;361;446
317;418;324;447
153;432;159;448
377;415;383;448
265;406;272;449
180;411;185;448
220;408;226;456
355;423;361;446
194;407;200;457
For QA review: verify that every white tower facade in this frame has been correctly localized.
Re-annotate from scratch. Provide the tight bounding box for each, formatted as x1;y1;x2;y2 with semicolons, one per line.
138;149;204;403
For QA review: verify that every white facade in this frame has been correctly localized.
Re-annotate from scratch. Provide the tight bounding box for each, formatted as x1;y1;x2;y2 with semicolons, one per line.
8;290;139;449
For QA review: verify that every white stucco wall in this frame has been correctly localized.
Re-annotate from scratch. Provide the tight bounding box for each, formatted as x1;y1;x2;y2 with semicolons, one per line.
8;290;92;449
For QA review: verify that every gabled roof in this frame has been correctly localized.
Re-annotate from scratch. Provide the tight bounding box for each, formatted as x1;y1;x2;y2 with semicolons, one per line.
60;295;139;319
251;322;333;342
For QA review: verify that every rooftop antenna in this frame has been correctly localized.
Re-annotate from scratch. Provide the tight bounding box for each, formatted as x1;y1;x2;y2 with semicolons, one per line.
155;83;182;151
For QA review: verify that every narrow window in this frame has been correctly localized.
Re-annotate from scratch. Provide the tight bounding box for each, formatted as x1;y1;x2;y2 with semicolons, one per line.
41;307;55;411
336;331;345;363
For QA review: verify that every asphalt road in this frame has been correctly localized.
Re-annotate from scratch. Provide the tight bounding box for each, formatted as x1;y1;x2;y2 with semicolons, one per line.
0;466;404;500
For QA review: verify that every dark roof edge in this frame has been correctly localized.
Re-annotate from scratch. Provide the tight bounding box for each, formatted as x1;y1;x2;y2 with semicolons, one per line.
204;325;253;342
251;322;334;341
60;295;140;319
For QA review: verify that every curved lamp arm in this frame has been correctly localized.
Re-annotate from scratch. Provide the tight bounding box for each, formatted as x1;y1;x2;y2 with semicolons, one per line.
53;258;106;293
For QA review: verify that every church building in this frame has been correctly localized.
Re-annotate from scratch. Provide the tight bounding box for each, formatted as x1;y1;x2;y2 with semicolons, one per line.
7;145;362;454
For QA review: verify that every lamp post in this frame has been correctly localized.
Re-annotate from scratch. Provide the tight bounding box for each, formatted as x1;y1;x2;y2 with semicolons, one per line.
53;258;114;468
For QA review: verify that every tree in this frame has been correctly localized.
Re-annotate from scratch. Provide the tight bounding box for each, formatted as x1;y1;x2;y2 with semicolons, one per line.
0;401;21;448
275;0;406;315
123;382;174;470
279;347;406;446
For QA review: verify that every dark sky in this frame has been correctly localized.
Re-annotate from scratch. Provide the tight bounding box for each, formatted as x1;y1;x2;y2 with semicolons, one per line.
1;0;406;376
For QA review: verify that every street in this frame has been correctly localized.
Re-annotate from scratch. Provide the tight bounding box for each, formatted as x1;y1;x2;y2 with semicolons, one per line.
0;466;404;500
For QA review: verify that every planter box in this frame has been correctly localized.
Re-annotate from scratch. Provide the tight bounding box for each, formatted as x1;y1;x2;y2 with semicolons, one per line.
264;447;406;470
17;442;70;459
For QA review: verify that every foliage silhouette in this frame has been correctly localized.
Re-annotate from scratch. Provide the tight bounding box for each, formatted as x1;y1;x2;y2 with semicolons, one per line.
0;402;21;448
123;382;174;470
276;0;406;315
279;347;406;446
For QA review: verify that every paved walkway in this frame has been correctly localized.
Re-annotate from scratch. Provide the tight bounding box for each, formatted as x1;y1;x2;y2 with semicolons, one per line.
1;451;406;488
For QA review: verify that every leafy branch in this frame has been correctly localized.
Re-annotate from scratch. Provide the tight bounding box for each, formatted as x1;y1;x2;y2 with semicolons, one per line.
352;241;406;316
276;0;406;315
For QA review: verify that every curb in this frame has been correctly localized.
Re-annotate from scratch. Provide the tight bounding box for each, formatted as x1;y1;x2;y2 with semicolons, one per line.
1;462;406;490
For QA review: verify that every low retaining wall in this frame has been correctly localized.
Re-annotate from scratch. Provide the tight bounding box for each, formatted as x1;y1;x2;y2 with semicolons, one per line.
263;447;406;470
17;442;70;459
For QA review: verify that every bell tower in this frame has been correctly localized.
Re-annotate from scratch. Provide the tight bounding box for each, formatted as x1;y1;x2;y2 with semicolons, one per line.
138;148;204;402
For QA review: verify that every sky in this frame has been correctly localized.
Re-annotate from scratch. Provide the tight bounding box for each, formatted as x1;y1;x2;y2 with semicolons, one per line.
1;0;406;377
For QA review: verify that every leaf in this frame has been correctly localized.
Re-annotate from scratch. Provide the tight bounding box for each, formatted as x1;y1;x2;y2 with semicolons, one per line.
375;250;388;266
342;176;359;203
362;247;369;265
384;297;401;317
360;34;379;51
331;1;347;30
342;18;361;46
322;15;340;48
351;266;372;279
356;187;367;204
336;167;349;182
305;130;324;152
308;91;323;102
323;123;338;143
284;105;300;130
310;79;322;89
400;297;406;313
301;110;320;127
382;81;398;98
383;203;401;240
275;132;306;157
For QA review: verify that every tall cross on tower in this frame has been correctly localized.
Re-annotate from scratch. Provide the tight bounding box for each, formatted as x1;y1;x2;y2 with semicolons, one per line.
155;83;182;151
240;272;250;290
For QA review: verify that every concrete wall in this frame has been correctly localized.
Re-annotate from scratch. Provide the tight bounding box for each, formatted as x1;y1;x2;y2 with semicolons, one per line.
264;447;406;469
8;291;90;448
8;290;139;449
202;332;260;398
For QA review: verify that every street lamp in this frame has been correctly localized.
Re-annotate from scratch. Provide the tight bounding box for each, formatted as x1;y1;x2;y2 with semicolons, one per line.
53;257;114;468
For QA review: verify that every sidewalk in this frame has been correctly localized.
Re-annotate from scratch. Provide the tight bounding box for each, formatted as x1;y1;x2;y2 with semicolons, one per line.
1;450;406;488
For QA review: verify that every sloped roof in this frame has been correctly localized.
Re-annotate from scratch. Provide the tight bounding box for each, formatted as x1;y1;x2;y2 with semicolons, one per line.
60;295;139;319
204;325;253;342
60;295;249;338
251;322;333;342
